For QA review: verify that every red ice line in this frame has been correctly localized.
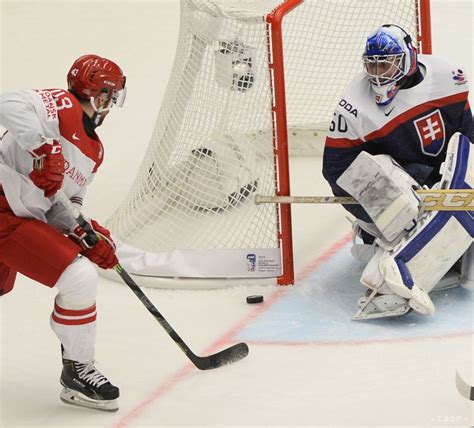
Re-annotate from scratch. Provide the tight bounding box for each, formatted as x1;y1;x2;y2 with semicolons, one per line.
113;233;352;427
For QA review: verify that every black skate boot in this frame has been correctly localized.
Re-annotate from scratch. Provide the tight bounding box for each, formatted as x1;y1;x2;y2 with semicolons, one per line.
60;358;120;412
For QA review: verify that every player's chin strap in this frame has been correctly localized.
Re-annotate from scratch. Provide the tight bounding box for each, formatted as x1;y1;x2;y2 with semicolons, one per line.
89;96;115;126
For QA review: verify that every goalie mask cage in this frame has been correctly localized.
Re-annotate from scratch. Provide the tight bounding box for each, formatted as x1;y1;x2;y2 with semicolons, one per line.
106;0;432;288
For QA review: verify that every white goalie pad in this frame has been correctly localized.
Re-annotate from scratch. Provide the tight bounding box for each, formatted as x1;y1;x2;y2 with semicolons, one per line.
336;152;420;242
350;219;383;263
363;133;473;315
461;244;474;289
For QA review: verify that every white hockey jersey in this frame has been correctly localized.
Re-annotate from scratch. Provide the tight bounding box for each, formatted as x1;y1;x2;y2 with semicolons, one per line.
0;88;104;230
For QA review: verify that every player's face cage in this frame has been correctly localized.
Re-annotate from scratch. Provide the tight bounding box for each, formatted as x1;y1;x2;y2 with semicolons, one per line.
363;53;405;86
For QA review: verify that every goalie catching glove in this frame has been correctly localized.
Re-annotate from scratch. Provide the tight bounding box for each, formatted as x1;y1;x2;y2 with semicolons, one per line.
70;220;118;269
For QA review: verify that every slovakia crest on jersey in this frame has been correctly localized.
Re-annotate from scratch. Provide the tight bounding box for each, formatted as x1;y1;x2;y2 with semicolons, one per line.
413;109;446;157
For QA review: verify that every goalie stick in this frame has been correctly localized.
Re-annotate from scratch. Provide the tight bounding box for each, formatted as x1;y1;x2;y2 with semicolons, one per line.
56;192;249;370
456;370;474;401
255;189;474;211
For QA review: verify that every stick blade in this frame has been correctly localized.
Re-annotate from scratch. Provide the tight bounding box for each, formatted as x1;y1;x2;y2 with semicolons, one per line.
455;370;474;401
193;342;249;370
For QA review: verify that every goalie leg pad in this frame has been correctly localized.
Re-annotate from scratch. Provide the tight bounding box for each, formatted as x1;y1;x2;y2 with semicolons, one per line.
379;133;473;314
358;133;473;316
461;244;474;289
336;152;420;242
350;219;381;264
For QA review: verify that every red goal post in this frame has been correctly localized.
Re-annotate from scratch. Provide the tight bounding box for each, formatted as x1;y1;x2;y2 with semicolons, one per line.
268;0;432;285
106;0;433;288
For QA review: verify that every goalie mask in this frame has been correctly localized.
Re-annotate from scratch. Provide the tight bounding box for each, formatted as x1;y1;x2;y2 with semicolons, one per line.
363;24;418;106
67;54;127;124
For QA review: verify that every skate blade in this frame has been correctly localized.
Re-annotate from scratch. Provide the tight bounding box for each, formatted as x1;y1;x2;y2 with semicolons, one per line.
431;271;461;292
352;305;411;320
60;387;118;412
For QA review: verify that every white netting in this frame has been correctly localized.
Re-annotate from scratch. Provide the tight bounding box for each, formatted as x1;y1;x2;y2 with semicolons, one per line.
110;1;278;255
282;0;418;130
106;0;421;281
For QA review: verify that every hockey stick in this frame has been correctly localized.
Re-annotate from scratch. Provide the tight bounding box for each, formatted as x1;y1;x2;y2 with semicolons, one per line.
112;265;249;370
456;370;474;401
56;192;249;370
255;189;474;211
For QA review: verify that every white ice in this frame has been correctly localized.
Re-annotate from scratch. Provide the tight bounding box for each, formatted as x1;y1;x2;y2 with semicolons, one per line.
1;1;473;427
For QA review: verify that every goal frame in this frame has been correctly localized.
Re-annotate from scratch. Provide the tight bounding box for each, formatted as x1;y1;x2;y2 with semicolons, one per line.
267;0;432;285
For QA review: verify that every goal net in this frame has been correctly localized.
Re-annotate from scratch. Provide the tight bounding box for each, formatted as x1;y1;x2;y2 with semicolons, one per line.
106;0;431;288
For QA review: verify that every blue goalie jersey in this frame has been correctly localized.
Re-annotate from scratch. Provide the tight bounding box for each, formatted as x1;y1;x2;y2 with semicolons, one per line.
322;54;472;222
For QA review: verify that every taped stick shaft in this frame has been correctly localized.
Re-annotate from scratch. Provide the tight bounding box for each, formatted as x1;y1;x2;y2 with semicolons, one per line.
257;195;358;204
255;189;474;211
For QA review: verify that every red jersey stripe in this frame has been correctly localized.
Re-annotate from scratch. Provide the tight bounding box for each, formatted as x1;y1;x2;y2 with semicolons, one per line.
325;136;365;148
365;91;469;142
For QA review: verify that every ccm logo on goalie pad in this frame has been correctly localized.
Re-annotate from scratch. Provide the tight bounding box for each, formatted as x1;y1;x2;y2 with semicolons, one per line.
419;191;474;211
414;110;446;157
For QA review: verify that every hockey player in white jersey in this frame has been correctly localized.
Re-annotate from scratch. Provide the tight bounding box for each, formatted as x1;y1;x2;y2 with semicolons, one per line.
322;25;473;319
0;54;126;411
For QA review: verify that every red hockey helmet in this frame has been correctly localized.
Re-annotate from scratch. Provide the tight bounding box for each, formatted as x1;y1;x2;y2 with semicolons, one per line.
67;54;127;107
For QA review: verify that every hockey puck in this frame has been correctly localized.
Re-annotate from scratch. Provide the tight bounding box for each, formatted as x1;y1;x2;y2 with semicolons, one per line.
246;295;264;304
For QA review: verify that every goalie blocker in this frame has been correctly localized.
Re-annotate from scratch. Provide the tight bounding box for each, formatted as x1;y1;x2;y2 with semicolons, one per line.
337;132;473;318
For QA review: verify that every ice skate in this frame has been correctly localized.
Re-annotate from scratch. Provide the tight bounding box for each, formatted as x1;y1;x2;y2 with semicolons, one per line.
60;358;119;412
353;289;412;320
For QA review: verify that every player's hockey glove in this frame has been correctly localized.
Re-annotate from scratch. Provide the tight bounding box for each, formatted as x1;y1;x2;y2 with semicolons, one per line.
29;140;65;197
71;220;118;269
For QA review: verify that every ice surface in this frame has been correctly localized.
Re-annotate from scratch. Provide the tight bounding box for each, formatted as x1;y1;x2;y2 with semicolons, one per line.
1;1;473;427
